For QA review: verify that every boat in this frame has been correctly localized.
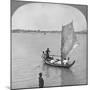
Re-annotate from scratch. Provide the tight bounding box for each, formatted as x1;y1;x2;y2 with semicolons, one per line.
42;21;77;68
43;58;75;68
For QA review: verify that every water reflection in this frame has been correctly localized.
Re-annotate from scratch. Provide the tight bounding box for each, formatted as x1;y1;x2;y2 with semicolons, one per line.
41;63;60;78
42;63;50;78
60;68;76;86
41;62;76;86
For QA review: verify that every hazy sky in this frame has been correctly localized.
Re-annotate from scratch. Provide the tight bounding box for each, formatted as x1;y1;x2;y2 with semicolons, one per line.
12;3;87;31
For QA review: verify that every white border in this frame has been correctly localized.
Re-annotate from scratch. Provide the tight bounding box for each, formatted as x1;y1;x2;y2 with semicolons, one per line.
0;0;89;90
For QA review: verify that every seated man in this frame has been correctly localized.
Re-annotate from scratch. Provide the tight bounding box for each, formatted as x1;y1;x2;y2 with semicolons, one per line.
42;51;46;59
63;58;69;65
55;60;61;64
50;59;55;63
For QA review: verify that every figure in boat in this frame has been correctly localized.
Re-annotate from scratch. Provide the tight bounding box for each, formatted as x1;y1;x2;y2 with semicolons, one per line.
63;57;70;65
42;50;69;65
45;48;53;60
42;51;46;60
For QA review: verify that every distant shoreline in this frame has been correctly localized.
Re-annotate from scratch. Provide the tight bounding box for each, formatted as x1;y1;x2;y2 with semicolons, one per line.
11;30;88;34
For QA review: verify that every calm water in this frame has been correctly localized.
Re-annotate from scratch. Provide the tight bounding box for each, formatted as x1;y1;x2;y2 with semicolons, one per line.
12;32;88;89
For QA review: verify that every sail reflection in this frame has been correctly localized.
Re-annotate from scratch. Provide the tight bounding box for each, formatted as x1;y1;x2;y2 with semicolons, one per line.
60;68;77;86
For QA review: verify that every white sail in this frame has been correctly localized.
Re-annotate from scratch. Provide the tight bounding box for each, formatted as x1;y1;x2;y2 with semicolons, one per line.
61;21;77;58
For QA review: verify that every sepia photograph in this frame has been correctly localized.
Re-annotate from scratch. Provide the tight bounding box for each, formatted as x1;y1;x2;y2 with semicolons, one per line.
11;0;88;89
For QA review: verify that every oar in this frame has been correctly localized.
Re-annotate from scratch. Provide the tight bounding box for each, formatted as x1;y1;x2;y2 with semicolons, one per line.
50;55;61;57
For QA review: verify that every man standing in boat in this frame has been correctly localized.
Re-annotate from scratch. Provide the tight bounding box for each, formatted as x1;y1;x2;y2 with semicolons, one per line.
45;48;50;59
45;48;53;60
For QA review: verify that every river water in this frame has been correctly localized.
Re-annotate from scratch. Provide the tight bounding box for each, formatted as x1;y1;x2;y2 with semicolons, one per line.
12;32;88;89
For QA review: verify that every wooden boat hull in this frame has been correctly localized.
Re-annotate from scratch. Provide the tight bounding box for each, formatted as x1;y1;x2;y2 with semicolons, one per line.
43;58;75;68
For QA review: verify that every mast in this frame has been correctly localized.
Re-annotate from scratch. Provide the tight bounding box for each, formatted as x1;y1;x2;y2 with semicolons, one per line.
61;25;64;62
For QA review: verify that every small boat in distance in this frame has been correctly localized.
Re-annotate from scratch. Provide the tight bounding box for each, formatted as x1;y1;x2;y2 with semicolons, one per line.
42;21;77;68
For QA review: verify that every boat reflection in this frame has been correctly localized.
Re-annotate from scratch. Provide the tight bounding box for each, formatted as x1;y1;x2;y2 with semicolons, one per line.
41;62;76;86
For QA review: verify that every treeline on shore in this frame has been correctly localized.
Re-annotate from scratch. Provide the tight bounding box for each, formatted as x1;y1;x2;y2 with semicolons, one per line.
11;29;88;34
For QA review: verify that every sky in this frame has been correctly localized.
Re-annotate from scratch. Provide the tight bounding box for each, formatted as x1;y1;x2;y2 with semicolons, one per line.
12;3;87;32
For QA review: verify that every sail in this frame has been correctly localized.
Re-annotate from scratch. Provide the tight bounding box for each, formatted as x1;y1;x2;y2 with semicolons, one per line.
61;21;76;59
